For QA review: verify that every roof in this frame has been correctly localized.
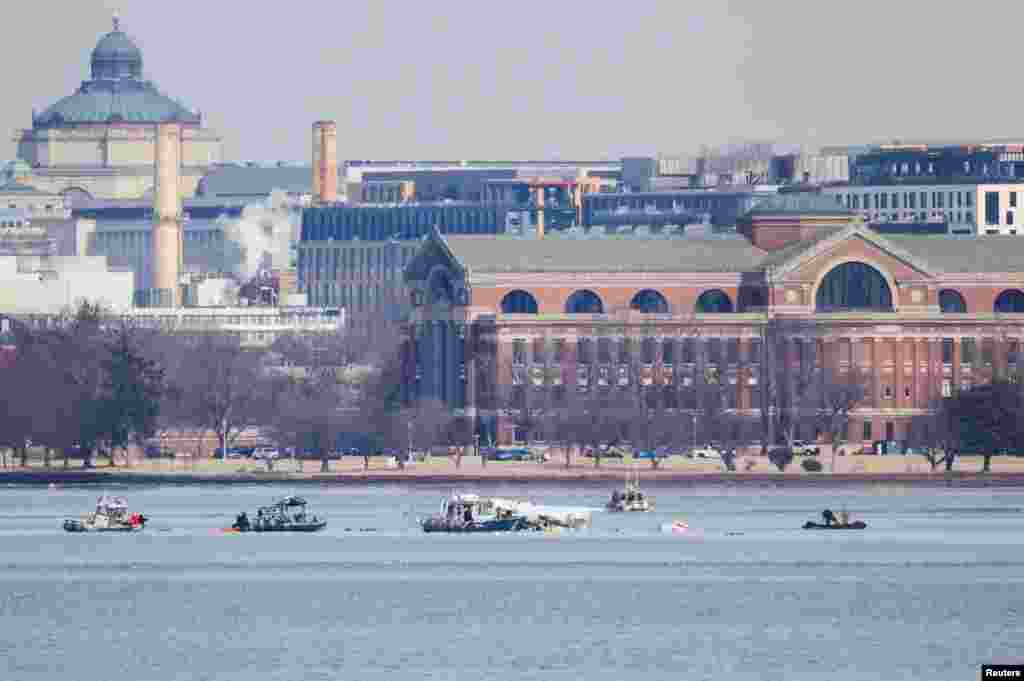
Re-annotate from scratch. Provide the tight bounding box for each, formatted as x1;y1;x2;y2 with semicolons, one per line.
34;79;198;126
91;28;142;80
198;166;316;198
887;235;1024;274
743;193;853;217
442;234;767;273
33;19;198;127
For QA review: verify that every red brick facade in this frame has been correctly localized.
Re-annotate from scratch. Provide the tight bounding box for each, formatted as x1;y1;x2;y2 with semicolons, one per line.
403;220;1024;447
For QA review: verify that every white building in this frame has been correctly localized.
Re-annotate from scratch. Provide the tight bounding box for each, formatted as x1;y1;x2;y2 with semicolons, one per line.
822;182;1024;235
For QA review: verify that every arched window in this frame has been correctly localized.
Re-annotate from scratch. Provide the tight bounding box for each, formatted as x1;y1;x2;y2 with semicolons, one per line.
995;289;1024;313
695;289;734;313
565;290;604;314
815;262;893;312
630;289;669;314
738;287;767;312
500;290;538;314
429;270;455;303
938;289;967;313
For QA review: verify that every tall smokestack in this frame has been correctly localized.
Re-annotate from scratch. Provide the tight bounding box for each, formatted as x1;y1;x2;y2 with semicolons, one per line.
151;122;182;307
312;120;337;204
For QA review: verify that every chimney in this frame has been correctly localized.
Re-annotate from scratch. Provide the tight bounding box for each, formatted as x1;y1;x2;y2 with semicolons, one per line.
312;120;337;204
151;122;182;307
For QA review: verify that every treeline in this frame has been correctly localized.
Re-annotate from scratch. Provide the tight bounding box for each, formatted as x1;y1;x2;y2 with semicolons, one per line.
0;304;413;471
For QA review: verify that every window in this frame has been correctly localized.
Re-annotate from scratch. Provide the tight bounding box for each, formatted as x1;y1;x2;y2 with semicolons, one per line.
936;193;944;208
577;338;592;364
908;193;916;209
706;339;722;365
883;386;893;399
942;379;952;398
904;386;911;399
748;339;762;364
662;339;675;365
985;191;1000;226
1009;340;1020;365
966;192;974;207
863;421;873;441
982;339;994;366
880;193;888;209
1012;192;1019;209
597;337;612;364
885;422;895;441
891;193;899;209
682;338;696;364
533;338;546;364
553;339;566;363
1008;211;1015;225
642;337;656;364
942;338;954;364
619;338;632;364
961;338;976;365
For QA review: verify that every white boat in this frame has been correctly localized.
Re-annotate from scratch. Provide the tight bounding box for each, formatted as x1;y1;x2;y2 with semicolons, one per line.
63;495;148;532
606;470;653;512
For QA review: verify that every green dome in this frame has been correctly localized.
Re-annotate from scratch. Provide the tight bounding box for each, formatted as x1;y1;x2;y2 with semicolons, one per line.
90;26;143;80
32;16;199;127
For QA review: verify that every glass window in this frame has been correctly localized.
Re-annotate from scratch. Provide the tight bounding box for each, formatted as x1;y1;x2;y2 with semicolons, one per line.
513;340;526;365
726;338;740;364
1008;340;1019;365
891;193;899;209
577;338;591;364
982;338;994;366
619;338;632;364
985;191;1000;226
597;337;612;364
863;421;872;441
642;337;656;364
532;338;546;363
748;339;762;364
1012;192;1018;209
961;338;976;365
662;339;675;365
966;192;974;207
942;338;954;364
553;339;566;363
682;338;696;364
920;192;927;208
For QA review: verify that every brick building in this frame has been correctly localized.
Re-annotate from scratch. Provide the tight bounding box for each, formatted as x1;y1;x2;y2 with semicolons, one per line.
402;194;1024;446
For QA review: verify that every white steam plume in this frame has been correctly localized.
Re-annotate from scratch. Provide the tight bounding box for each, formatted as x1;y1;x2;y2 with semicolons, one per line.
220;190;299;282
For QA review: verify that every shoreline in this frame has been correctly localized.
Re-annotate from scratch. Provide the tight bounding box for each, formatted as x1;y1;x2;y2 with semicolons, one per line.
5;469;1024;488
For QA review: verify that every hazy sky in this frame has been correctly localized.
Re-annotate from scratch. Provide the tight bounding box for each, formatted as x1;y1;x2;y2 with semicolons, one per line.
4;0;1023;163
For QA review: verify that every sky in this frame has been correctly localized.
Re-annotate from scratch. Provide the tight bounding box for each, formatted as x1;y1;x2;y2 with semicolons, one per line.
3;0;1023;163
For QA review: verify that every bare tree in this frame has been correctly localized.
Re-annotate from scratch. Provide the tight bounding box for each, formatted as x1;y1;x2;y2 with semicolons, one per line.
176;335;269;462
814;368;867;472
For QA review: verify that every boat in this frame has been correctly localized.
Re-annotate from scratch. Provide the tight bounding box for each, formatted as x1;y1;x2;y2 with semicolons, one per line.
421;494;531;533
63;495;148;533
230;496;326;533
802;521;867;530
605;470;652;512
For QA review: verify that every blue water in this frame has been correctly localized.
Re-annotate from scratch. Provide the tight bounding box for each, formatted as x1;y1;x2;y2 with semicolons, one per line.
1;483;1022;680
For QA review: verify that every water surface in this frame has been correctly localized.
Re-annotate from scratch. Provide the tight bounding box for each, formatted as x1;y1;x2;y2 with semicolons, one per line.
1;483;1021;680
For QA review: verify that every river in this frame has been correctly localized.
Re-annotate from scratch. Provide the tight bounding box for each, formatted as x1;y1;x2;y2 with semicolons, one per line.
1;483;1021;680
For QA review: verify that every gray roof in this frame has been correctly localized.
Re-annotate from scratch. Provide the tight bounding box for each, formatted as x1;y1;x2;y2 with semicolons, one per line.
744;192;853;217
198;166;321;198
887;235;1024;274
443;235;767;273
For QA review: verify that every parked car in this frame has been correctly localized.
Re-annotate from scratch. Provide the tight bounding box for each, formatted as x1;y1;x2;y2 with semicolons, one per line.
791;440;820;456
252;446;280;460
484;447;545;462
633;449;669;460
581;445;626;459
144;444;175;459
215;446;252;459
689;446;723;460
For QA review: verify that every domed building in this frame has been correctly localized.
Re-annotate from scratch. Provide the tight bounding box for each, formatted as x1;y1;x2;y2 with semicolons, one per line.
11;16;222;202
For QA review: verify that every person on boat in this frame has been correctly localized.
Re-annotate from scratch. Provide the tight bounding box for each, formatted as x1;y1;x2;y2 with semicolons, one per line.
822;509;836;526
463;506;473;523
233;512;250;531
838;510;849;526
